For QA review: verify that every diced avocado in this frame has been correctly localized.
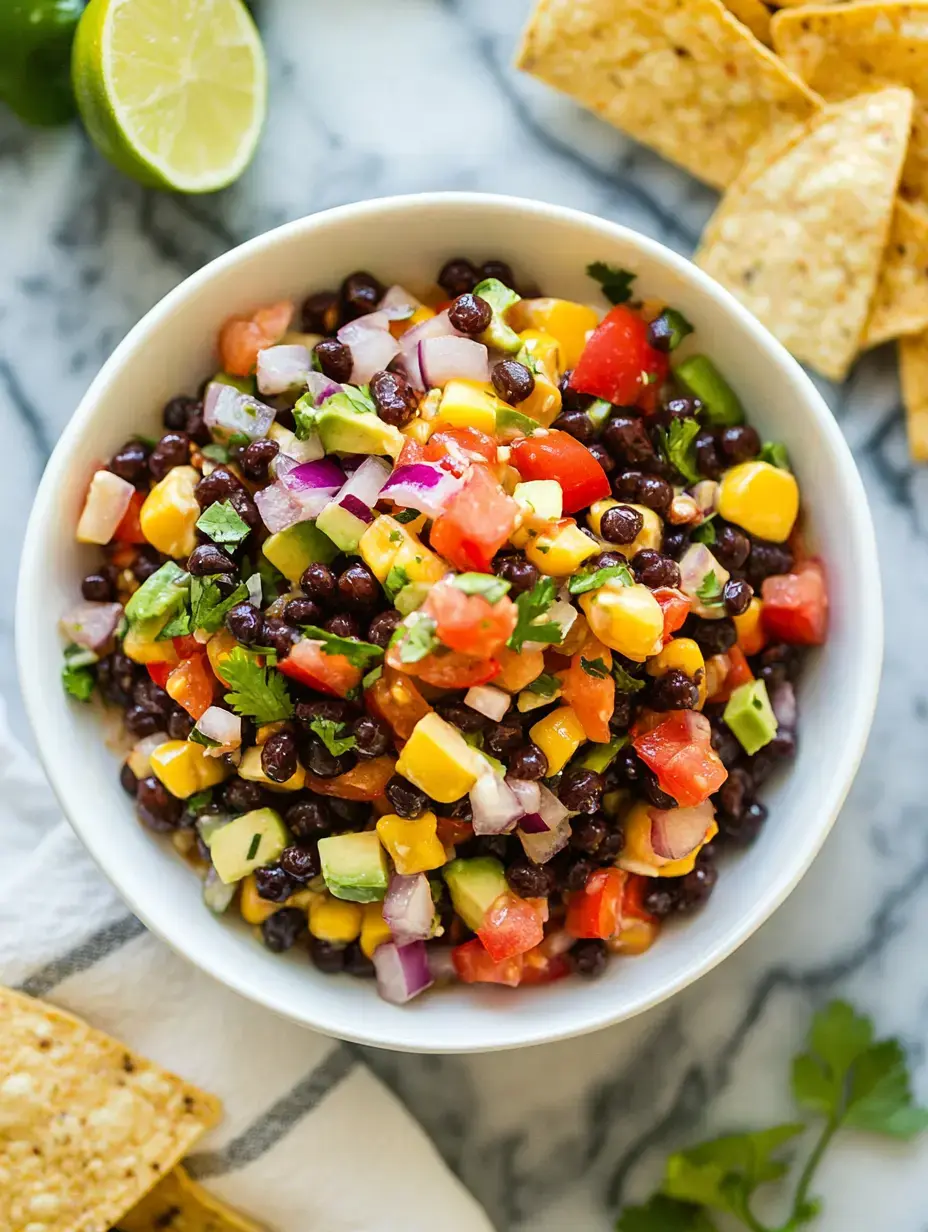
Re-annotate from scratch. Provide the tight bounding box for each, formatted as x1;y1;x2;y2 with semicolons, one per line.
208;808;290;885
723;679;778;756
578;735;627;774
211;371;256;395
443;857;508;931
124;561;190;641
262;521;339;584
394;581;431;616
474;277;522;354
674;355;744;426
318;831;390;903
317;405;404;459
513;479;563;524
316;499;368;553
496;407;540;441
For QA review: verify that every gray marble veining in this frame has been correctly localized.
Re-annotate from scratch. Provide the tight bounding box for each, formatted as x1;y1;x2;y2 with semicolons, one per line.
2;2;928;1229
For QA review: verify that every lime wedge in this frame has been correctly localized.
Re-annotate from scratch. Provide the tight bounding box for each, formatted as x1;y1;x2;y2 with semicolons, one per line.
72;0;266;193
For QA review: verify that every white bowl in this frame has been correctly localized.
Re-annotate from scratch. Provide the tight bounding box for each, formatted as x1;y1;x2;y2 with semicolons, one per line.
17;193;881;1053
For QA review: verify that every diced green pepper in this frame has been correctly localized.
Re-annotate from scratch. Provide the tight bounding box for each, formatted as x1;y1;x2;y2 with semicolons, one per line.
674;355;745;426
577;736;627;774
723;679;778;756
759;441;791;471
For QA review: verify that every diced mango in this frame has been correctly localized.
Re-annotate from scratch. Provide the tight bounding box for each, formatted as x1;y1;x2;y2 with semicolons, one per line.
239;874;279;925
587;500;662;558
511;299;600;369
579;582;664;662
359;515;445;587
395;712;481;804
734;597;766;656
495;646;546;693
718;461;799;543
608;917;660;956
518;372;562;428
149;739;230;800
618;801;718;878
524;519;599;576
139;465;200;559
529;706;586;776
308;895;363;944
238;745;306;792
206;628;239;686
76;470;135;545
402;416;433;445
390;303;434;339
123;627;180;666
376;811;447;875
647;637;707;708
435;379;501;435
360;902;394;958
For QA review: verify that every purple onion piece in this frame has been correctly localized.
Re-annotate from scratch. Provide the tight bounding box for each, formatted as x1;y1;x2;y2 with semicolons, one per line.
256;344;312;396
373;941;433;1005
281;457;346;493
383;873;434;945
339;494;374;524
59;601;123;653
518;812;549;834
518;817;572;865
418;336;490;388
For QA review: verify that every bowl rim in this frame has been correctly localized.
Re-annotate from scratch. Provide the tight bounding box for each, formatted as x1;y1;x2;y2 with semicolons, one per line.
16;191;882;1051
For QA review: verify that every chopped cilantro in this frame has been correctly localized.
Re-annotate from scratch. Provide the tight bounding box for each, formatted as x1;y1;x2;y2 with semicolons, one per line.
200;443;230;463
246;833;261;862
133;434;157;450
188;728;220;748
293;395;319;441
695;570;725;607
300;625;385;670
394;508;421;524
586;261;636;306
658;417;702;485
227;431;250;454
613;663;646;693
62;662;95;702
568;563;633;595
691;517;717;545
527;672;561;697
324;384;376;416
384;564;410;600
196;500;250;546
222;648;294;723
759;440;791;471
156;607;191;640
388;529;403;544
507;576;560;652
191;576;249;634
452;572;511;604
308;716;357;757
186;789;215;813
390;612;439;664
580;656;610;680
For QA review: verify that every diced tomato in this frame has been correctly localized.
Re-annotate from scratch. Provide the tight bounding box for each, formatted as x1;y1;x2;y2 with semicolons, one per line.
218;300;294;376
306;755;396;801
621;874;658;923
568;304;669;412
365;665;431;741
566;867;627;940
424;581;518;658
452;939;524;987
146;662;173;688
386;645;501;690
113;490;148;544
278;639;362;698
710;644;753;704
397;437;426;467
165;653;214;721
436;817;475;847
510;430;610;515
633;710;727;807
476;892;546;962
653;588;691;643
559;634;614;742
520;940;571;985
431;466;519;573
172;635;200;660
761;560;828;646
425;427;497;474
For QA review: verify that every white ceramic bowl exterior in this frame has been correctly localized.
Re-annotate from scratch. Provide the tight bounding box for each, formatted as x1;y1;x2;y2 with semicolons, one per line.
17;195;881;1052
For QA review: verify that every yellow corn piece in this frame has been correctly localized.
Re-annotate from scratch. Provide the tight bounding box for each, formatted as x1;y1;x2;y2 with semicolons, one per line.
619;801;718;877
206;628;238;686
587;500;662;558
376;811;446;875
718;461;799;543
647;637;707;708
511;299;600;369
579;583;663;662
149;740;230;800
309;895;363;944
359;515;445;587
524;519;599;576
139;465;200;559
360;902;394;958
434;379;501;435
608;917;661;957
395;713;481;804
529;706;586;776
238;745;306;792
122;626;180;666
734;597;766;657
402;416;433;445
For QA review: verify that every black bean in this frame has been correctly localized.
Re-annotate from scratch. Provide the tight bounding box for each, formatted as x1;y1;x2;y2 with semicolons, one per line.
603;414;655;466
719;799;767;846
225;603;264;646
717;767;752;821
385;774;429;819
285;797;332;839
601;504;644;545
647;315;676;353
96;650;137;707
336;563;380;612
370;370;417;428
438;258;479;298
132;548;162;584
446;795;473;822
663;396;700;420
642;767;678;810
719;424;760;464
81;572;115;602
749;732;798;786
119;763;139;796
367;609;402;648
261;730;298;783
301;736;354;778
296;698;355;726
484;720;524;759
694;429;723;480
507;860;554;898
559;768;604;814
187;543;236;575
300;562;337;604
632;549;680;589
480;259;517;289
688;616;738;656
571;814;608;853
301;290;341;335
344;942;376;978
186;409;211;447
612;745;645;784
587;442;614;475
310;938;346;974
636;474;674;518
349;715;389;760
609;693;633;733
569;939;608;977
240;438;279;481
321;610;360;637
559;371;593;413
133;677;173;718
261;907;306;953
709;717;742;770
283;598;324;627
167;706;194;740
435;699;488;735
713;523;751;571
745;538;793;587
587;550;625;573
163;394;198;431
223;777;268;813
642;881;680;918
448;293;492;335
474;835;510;861
612;470;643;503
662;527;689;561
558;854;594;893
508;743;548;781
148;432;190;482
262;617;300;659
123;706;161;738
195;466;242;509
553;409;594;444
341;270;383;318
493;553;539;596
329;798;369;827
280;843;320;881
597;827;624;863
110;439;151;485
255;864;297;902
724;577;753;617
649;669;699;711
676;849;718;912
314;338;353;383
136;776;183;832
492;360;535;405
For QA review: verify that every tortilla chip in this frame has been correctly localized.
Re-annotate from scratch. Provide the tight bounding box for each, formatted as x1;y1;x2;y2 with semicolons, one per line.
724;0;773;46
516;0;820;190
864;200;928;349
114;1167;264;1232
899;330;928;460
772;2;928;209
0;988;221;1232
695;88;914;381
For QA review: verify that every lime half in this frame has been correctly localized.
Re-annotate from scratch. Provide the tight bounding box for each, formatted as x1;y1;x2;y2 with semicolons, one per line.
72;0;266;193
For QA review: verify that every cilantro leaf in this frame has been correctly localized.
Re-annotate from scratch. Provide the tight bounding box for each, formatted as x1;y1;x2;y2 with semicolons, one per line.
394;508;421;524
581;656;610;679
384;564;410;600
62;663;95;702
200;443;230;463
191;576;249;634
587;260;636;306
663;1126;804;1218
390;612;439;664
308;717;357;757
613;663;646;693
695;570;724;607
618;1195;717;1232
246;833;261;861
301;625;385;670
222;648;294;723
324;384;377;417
186;789;215;813
568;563;633;595
189;727;220;748
157;608;191;640
293;395;319;441
452;572;512;604
658;417;702;485
759;441;790;471
692;517;717;546
508;577;560;652
650;307;695;352
196;500;250;546
528;672;561;697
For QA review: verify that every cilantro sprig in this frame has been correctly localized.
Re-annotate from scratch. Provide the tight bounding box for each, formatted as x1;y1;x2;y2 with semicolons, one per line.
196;500;250;546
308;716;357;757
695;570;725;607
613;663;646;694
222;648;293;723
658;417;702;485
452;572;512;604
389;612;439;664
191;575;249;634
301;625;384;670
587;261;636;306
581;656;610;680
568;563;633;596
507;577;560;653
62;662;95;702
528;672;561;698
618;1000;928;1232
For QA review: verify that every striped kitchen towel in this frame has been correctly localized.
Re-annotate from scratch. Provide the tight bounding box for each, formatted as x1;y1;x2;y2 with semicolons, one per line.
0;703;494;1232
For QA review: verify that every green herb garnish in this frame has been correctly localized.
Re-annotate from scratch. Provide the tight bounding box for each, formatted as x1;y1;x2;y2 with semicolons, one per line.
580;656;610;680
651;307;694;351
187;789;215;813
301;625;384;670
62;662;95;702
695;570;725;607
390;612;439;664
293;395;319;441
362;665;383;690
156;609;192;640
528;672;561;697
196;500;250;547
507;576;560;653
308;717;357;757
587;261;636;306
188;728;220;749
692;518;717;546
613;663;645;694
384;564;410;601
759;441;791;471
568;563;633;595
222;648;293;724
658;417;702;485
394;508;421;524
323;383;377;417
190;576;249;634
200;443;230;463
452;572;511;604
246;833;261;862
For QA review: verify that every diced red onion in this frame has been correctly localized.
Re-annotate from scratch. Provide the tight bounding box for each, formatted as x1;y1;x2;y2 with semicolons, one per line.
256;345;312;396
281;457;346;493
373;941;434;1004
271;453;300;483
76;470;135;545
771;681;796;732
418;336;489;388
254;483;303;534
464;685;510;722
127;731;169;779
383;873;434;945
470;770;524;836
379;284;420;321
538;782;570;828
269;425;325;467
690;480;720;517
518;812;549;834
380;462;463;518
305;370;343;407
195;706;242;755
336;313;401;385
507;778;541;817
203;867;236;915
518;817;572;864
400;310;462;390
335;455;392;512
650;800;715;861
339;494;374;524
679;542;730;619
59;601;124;653
203;383;276;444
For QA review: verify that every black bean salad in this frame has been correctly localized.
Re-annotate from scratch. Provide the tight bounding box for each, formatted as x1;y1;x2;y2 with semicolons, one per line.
61;256;828;1002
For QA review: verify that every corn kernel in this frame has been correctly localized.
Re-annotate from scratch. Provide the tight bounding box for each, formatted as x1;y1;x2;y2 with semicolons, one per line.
308;895;363;944
647;637;707;707
360;902;394;958
238;745;306;792
587;501;662;557
359;515;444;587
149;740;230;799
510;299;600;369
376;811;446;875
608;918;660;956
718;461;799;543
529;706;586;776
139;465;200;558
734;597;766;656
579;583;663;662
525;519;599;576
619;801;718;877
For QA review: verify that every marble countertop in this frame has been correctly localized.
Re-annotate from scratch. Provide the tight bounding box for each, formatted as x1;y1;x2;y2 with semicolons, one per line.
3;1;928;1228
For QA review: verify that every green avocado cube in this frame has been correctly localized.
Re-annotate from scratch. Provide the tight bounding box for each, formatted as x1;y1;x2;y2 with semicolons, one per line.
316;405;404;459
262;521;338;584
318;831;390;903
724;679;778;756
496;407;540;441
443;857;508;931
474;277;523;354
208;808;289;885
124;561;190;640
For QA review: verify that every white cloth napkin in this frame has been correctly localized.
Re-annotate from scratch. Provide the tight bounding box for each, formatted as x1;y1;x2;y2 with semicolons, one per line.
0;702;494;1232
